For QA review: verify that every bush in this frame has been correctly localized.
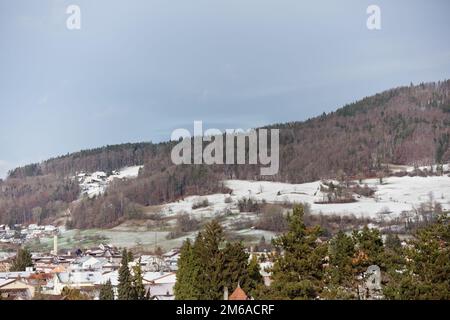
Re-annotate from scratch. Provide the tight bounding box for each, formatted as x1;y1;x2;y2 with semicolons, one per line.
192;199;210;210
238;197;260;213
256;204;288;232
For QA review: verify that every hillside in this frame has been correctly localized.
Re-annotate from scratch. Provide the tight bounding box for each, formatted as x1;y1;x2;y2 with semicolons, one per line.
1;80;449;228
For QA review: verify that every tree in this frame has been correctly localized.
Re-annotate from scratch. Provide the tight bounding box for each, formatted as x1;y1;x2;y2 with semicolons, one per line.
99;279;115;300
351;226;384;272
175;220;259;300
61;287;88;300
174;239;201;299
324;231;357;298
247;254;263;295
222;242;251;295
383;214;450;299
10;247;33;271
118;249;133;300
384;233;402;251
194;220;225;300
259;205;327;299
131;258;146;300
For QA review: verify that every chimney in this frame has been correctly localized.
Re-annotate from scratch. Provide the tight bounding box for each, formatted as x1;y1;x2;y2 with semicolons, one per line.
223;287;229;300
53;234;58;256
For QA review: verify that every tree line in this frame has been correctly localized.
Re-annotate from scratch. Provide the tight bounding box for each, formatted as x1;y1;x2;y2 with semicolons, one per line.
174;205;449;300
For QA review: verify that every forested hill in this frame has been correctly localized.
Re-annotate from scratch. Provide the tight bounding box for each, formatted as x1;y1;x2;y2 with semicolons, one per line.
1;80;449;227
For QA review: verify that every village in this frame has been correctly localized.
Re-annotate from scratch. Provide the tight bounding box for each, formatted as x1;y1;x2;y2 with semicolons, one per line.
0;233;273;300
0;223;59;245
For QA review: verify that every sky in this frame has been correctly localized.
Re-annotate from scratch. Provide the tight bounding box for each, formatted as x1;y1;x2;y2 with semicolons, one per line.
0;0;450;178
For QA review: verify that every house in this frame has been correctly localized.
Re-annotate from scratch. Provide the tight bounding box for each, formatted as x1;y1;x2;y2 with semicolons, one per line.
259;261;274;286
52;271;102;295
0;271;32;280
0;278;35;300
95;271;119;299
143;272;176;300
71;256;109;271
136;255;167;272
26;273;55;295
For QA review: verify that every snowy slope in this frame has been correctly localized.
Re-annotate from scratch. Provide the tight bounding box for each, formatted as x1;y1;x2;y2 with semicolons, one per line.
225;177;450;219
159;176;450;220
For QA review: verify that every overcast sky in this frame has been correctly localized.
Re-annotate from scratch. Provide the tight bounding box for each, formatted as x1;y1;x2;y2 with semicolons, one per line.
1;0;450;177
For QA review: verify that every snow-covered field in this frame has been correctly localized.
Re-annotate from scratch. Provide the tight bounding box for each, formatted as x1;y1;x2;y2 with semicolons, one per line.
159;176;450;220
226;176;450;219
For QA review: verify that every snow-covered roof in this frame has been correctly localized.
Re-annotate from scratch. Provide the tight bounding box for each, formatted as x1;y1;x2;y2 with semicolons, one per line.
143;272;176;284
0;271;32;280
56;271;103;284
96;271;119;286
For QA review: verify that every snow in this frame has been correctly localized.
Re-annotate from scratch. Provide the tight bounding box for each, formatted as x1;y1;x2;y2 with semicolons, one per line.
75;166;143;198
225;177;450;219
159;176;450;220
108;165;143;180
160;194;232;218
389;163;449;173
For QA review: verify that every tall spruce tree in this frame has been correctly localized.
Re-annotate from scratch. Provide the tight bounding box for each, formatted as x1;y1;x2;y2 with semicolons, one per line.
351;226;384;273
323;231;357;299
174;220;264;300
99;279;115;300
260;205;327;299
222;242;251;294
118;249;133;300
132;258;146;300
174;239;201;299
247;254;263;294
10;247;33;271
194;220;225;300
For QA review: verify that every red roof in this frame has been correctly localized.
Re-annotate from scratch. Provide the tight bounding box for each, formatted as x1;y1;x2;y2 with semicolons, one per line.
229;285;248;300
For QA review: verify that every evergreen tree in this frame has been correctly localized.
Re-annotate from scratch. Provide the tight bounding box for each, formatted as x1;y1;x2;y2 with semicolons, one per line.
384;214;450;299
118;249;133;300
194;220;225;300
247;254;263;294
222;242;251;294
384;233;402;251
132;258;146;300
351;226;384;272
323;231;357;299
10;247;33;271
174;239;201;299
260;205;327;299
99;279;115;300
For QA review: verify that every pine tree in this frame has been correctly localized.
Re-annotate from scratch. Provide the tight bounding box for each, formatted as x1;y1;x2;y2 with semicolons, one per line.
324;231;357;298
174;239;201;299
118;249;133;300
352;226;384;272
99;279;115;300
194;220;225;300
247;254;263;294
132;258;146;300
222;242;250;294
10;247;33;271
384;213;450;299
384;233;402;251
260;205;327;299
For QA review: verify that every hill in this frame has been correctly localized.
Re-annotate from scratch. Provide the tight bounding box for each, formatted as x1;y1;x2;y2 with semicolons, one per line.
1;80;449;228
